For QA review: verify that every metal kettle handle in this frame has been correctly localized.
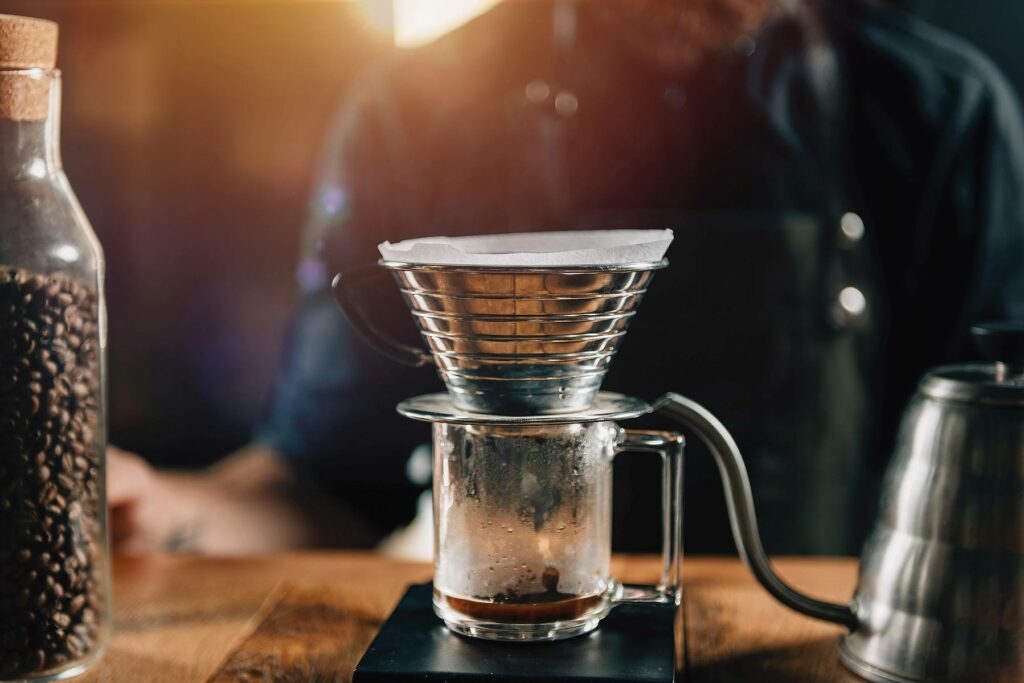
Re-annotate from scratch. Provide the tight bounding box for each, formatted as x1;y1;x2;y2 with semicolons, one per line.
331;264;434;368
652;392;858;630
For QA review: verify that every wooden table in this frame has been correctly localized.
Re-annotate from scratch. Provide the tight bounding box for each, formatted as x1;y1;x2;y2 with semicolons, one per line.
77;553;866;682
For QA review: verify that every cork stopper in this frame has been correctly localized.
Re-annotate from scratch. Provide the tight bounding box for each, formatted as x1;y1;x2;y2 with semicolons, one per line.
0;14;57;70
0;14;58;121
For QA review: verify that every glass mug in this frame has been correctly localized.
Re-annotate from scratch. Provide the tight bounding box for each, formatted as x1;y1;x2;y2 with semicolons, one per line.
431;420;682;641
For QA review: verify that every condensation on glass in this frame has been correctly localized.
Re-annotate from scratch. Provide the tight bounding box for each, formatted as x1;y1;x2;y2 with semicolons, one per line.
430;418;682;641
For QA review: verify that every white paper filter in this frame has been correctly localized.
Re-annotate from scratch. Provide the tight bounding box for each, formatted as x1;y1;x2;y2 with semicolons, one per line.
378;229;673;267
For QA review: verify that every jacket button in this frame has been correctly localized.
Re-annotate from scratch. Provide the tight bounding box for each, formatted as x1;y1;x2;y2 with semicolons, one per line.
839;212;865;247
554;91;579;116
832;285;867;328
525;80;550;104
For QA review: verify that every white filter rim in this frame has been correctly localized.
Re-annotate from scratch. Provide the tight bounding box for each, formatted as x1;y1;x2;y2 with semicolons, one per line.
378;229;674;266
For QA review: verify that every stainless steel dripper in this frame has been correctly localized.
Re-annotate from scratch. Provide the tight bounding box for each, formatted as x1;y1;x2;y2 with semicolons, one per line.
333;260;665;414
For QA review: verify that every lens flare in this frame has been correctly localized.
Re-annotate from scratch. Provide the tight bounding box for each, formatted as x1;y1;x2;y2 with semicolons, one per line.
355;0;500;47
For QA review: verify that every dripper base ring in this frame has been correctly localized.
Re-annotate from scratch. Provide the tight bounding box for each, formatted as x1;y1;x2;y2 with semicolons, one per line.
396;392;651;425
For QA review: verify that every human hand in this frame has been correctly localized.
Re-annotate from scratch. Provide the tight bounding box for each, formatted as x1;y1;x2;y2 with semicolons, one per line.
106;444;376;555
106;446;201;553
107;445;152;549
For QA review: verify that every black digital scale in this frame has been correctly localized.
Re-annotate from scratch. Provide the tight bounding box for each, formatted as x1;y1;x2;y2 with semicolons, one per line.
352;583;677;683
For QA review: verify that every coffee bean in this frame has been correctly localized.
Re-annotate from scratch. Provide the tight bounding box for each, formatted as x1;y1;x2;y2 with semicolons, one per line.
39;483;56;505
0;268;103;676
66;634;83;656
67;595;85;615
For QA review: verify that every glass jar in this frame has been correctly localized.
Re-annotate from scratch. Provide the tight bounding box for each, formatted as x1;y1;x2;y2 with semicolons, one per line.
0;16;110;681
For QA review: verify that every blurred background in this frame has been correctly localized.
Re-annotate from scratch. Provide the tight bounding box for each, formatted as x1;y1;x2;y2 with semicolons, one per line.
0;0;1019;468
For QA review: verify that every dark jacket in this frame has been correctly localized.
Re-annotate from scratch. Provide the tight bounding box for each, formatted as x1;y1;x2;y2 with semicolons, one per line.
259;0;1024;554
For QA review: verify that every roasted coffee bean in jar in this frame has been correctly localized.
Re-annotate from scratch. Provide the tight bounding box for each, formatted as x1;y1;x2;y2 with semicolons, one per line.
0;15;110;681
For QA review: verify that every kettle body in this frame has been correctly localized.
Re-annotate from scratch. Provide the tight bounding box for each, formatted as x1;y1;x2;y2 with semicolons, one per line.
840;365;1024;682
656;323;1024;683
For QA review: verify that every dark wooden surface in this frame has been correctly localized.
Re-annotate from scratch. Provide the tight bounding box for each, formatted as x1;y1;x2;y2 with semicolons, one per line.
76;553;864;682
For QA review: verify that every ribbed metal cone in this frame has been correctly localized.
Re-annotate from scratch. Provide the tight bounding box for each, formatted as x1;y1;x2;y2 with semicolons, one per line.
383;260;666;415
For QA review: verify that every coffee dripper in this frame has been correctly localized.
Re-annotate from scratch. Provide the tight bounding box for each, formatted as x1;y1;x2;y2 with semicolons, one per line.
334;237;1022;680
336;257;683;641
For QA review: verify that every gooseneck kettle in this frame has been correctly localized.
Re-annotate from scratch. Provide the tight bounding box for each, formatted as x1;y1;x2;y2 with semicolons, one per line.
656;322;1024;683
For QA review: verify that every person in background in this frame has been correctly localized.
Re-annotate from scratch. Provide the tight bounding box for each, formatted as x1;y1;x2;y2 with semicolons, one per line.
108;0;1024;555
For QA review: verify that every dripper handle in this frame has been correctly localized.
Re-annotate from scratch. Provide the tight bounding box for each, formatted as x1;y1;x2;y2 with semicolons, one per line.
972;321;1024;377
652;393;858;630
331;264;434;368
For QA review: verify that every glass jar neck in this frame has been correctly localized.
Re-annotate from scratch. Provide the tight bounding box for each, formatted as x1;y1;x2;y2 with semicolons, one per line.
0;69;61;176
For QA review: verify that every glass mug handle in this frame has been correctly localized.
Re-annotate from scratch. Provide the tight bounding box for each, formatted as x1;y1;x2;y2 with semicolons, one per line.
612;429;684;606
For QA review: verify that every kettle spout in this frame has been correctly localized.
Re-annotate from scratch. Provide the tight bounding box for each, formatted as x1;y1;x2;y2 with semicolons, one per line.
653;392;859;631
